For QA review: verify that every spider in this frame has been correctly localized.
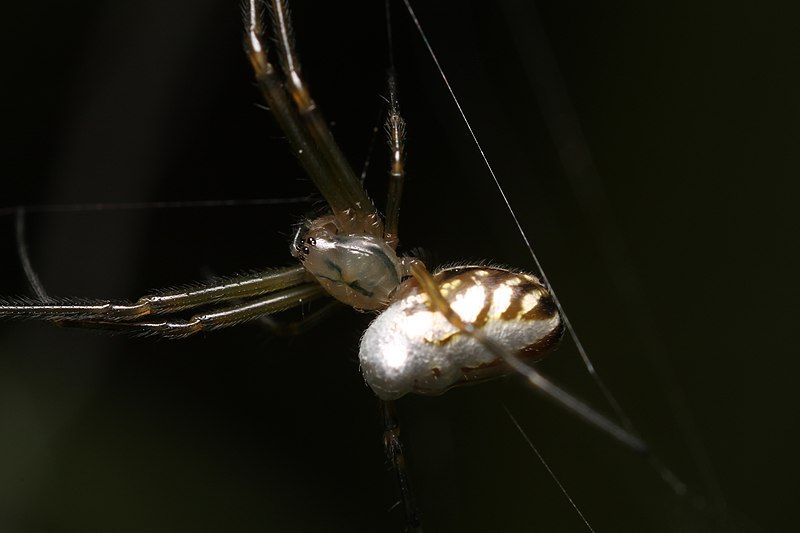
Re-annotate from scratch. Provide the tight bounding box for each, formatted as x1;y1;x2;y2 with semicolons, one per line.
0;4;716;532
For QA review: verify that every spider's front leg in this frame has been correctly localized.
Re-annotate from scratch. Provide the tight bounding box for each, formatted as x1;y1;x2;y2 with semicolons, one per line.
244;0;380;235
0;266;325;338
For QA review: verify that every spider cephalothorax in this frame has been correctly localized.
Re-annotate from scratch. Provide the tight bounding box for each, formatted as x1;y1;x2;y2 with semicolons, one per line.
291;214;404;311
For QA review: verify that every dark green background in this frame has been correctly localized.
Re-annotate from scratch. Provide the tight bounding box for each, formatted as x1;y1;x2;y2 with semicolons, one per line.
0;1;796;531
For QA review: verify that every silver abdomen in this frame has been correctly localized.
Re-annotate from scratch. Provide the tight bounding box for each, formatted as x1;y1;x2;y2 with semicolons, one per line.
359;267;563;400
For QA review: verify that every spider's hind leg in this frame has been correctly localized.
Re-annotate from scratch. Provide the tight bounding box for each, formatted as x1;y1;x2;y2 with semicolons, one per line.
381;400;423;533
258;299;341;337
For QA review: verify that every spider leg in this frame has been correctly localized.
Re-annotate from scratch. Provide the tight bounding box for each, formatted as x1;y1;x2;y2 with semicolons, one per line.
58;283;325;339
406;259;649;455
0;266;313;322
381;400;423;533
244;1;379;233
268;0;379;231
258;299;341;337
383;69;406;249
244;3;338;216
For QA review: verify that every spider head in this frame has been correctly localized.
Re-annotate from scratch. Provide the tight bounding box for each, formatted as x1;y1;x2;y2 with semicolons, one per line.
291;221;315;261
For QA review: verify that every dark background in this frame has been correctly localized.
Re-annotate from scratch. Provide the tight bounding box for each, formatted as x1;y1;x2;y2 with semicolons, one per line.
0;1;797;531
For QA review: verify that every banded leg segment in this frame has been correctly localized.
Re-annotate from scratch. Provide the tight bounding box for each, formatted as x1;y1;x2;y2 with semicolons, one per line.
245;1;379;233
384;69;406;248
245;4;341;215
0;266;312;322
269;0;379;232
245;3;338;216
61;283;325;338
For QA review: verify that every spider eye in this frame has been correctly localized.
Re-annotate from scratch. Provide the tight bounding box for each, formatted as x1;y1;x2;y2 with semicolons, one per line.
302;246;310;255
306;237;316;246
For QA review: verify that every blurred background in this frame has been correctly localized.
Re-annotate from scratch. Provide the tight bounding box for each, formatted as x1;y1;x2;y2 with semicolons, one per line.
0;1;797;531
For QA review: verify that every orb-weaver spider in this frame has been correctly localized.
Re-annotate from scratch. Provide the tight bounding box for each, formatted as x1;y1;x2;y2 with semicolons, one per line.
1;1;692;532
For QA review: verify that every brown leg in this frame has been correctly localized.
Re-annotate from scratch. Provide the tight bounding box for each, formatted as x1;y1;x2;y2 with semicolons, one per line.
245;1;379;234
59;283;325;338
0;266;313;322
383;70;406;249
258;299;341;337
381;400;423;532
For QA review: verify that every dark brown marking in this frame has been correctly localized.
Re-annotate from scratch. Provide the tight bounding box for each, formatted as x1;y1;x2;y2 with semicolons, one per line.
395;267;560;335
521;292;559;321
497;280;533;320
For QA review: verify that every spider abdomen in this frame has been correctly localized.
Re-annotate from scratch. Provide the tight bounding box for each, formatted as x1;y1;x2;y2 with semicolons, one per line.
359;267;563;400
